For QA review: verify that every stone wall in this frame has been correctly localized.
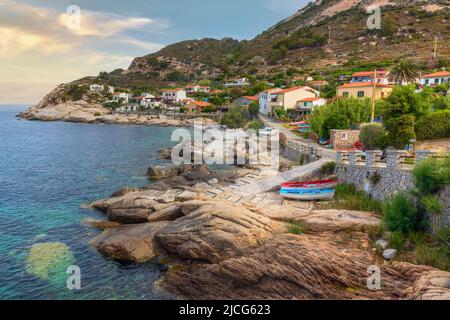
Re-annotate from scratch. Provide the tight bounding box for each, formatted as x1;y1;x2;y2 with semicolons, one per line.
283;140;322;164
336;150;449;226
330;129;360;150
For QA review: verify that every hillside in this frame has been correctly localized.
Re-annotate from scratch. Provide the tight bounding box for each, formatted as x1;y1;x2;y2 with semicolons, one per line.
121;0;449;83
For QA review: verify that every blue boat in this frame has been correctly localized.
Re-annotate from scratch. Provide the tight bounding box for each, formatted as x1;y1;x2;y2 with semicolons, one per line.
280;188;335;201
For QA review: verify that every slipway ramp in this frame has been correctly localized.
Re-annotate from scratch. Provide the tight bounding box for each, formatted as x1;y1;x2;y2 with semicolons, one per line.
237;158;329;195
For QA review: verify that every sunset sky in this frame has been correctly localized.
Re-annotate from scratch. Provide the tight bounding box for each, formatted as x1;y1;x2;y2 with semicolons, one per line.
0;0;308;104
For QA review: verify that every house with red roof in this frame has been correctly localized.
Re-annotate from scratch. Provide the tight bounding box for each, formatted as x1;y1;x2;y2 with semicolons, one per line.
259;86;318;116
233;95;258;108
337;82;393;100
419;71;450;86
185;100;212;113
350;70;390;85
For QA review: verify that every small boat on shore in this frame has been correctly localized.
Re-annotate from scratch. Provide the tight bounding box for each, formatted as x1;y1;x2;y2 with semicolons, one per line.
280;188;335;201
281;179;338;189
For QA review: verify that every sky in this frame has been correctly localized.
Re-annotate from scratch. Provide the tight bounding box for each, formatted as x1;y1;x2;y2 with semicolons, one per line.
0;0;309;104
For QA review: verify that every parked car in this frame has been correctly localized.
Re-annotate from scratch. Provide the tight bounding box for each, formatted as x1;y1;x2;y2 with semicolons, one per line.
259;127;279;137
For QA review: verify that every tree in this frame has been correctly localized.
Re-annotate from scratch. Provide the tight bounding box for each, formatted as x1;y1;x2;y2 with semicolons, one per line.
383;194;418;235
388;60;419;85
359;123;385;150
322;112;350;139
248;102;259;119
385;114;416;149
220;105;248;128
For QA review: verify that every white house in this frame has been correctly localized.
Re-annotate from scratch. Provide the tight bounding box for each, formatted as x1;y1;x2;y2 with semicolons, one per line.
296;97;327;111
198;86;210;93
185;85;200;94
419;71;450;86
112;92;132;104
259;86;318;116
90;84;114;93
90;84;104;92
162;88;187;103
224;78;250;87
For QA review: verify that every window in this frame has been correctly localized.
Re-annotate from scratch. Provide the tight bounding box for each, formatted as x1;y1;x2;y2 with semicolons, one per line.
357;91;365;98
343;92;349;97
425;79;429;85
341;132;348;141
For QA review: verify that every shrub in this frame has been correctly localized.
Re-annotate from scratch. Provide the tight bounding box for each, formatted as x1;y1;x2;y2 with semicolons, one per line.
274;107;287;119
247;119;264;132
328;184;382;213
388;231;405;251
413;157;450;195
416;244;450;271
384;114;416;149
359;123;385;150
287;221;304;235
320;161;336;177
415;110;450;140
422;195;444;236
220;105;248;129
383;194;418;234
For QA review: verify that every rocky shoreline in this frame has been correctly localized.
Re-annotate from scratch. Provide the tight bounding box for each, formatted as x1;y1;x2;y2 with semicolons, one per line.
85;163;450;300
18;99;218;127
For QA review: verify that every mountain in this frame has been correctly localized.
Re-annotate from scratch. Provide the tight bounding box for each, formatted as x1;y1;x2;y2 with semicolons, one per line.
115;0;449;85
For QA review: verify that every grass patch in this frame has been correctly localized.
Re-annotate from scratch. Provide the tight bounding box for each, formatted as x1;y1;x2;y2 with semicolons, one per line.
287;221;304;235
388;231;405;251
324;183;383;213
415;244;450;271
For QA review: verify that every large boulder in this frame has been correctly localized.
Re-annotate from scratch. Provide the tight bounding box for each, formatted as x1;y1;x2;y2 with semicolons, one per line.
155;200;284;263
90;222;168;263
147;166;180;180
107;208;153;224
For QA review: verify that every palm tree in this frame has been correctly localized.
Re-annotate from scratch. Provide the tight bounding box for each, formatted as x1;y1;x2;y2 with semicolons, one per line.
388;60;419;85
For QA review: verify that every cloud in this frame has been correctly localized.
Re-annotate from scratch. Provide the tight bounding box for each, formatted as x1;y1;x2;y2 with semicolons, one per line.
0;0;167;104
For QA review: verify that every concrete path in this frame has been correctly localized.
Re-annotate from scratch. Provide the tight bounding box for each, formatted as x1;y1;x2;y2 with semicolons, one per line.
259;115;336;160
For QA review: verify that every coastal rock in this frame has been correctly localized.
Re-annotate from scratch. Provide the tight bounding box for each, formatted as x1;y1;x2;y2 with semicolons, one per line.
375;239;389;250
148;204;183;222
90;222;168;263
383;249;398;260
296;210;381;232
83;219;121;229
404;270;450;300
155;200;284;263
107;208;153;224
157;148;173;160
162;233;449;300
147;166;180;180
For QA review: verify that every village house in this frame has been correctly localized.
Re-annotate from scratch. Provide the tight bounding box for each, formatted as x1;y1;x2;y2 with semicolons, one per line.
259;86;318;116
336;82;393;100
161;88;187;103
296;97;327;110
419;71;450;86
185;85;200;95
198;86;210;93
185;100;212;113
224;78;250;87
350;70;390;84
90;84;114;93
307;80;329;90
233;95;258;108
112;92;132;104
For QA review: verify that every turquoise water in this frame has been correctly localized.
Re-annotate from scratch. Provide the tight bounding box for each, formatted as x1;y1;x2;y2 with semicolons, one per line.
0;105;176;300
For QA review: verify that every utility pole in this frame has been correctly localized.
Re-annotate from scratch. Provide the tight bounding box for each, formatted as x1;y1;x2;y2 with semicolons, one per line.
371;69;377;123
433;35;438;60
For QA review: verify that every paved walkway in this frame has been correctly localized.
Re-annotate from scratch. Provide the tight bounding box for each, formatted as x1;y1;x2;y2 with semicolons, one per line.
259;115;336;160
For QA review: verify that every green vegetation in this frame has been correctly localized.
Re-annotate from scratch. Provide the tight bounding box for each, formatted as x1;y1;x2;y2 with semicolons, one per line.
324;183;382;213
319;161;336;177
359;123;385;150
415;244;450;271
421;195;444;236
388;231;405;251
388;60;419;85
412;158;450;195
248;102;260;119
309;98;373;139
65;85;88;101
383;194;418;235
287;221;304;235
415;110;450;141
220;105;248;128
247;119;264;132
